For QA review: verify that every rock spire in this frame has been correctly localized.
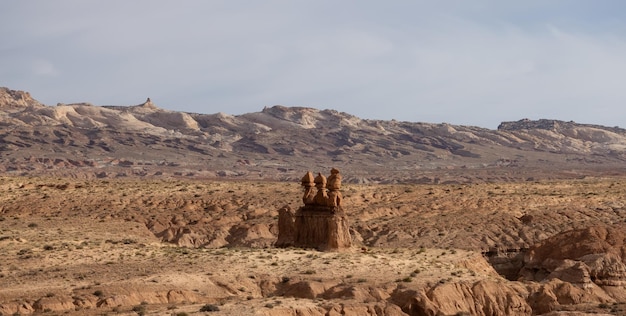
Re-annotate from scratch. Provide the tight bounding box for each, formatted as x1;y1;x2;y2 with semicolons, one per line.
277;168;352;251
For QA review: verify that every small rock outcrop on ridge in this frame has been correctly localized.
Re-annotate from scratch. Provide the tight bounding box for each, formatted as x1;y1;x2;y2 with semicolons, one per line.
277;168;352;251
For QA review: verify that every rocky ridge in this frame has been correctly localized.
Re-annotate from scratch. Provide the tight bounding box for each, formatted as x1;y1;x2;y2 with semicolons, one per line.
1;87;626;182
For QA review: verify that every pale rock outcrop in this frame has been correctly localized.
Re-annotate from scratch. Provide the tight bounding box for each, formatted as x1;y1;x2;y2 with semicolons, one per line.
526;279;614;315
259;306;327;316
0;87;42;108
519;224;626;288
579;253;626;287
326;303;408;316
279;280;341;299
405;280;532;316
517;224;626;311
95;288;201;307
0;302;35;315
32;296;75;312
155;227;208;248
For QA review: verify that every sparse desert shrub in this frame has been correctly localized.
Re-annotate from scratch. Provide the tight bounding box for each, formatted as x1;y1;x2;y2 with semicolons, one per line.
93;290;104;297
199;304;220;312
302;270;316;275
175;313;189;316
402;277;413;282
27;223;38;228
132;305;146;315
17;248;31;256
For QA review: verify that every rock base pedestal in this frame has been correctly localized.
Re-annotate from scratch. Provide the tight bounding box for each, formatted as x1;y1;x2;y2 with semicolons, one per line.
276;205;351;251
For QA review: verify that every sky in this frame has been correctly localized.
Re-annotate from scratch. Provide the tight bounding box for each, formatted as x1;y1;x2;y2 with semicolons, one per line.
2;1;626;129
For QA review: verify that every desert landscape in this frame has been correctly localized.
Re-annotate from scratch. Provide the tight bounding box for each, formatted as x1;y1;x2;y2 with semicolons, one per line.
2;87;626;315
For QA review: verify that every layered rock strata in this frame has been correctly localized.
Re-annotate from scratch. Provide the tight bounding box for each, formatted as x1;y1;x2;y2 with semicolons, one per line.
277;169;352;251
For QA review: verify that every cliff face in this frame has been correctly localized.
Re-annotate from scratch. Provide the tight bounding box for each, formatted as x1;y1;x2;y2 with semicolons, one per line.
291;205;352;251
2;87;626;182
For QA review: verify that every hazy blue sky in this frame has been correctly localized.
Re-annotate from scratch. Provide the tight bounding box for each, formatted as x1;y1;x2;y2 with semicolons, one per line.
2;1;626;128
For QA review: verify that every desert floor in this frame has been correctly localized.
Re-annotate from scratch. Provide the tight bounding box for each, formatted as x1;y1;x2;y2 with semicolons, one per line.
1;176;625;315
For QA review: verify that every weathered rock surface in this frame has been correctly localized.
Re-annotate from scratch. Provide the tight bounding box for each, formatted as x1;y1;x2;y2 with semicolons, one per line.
404;280;532;316
526;279;614;315
277;205;352;251
514;224;626;313
2;87;626;182
277;169;352;251
293;206;351;250
520;224;626;287
0;287;202;315
275;206;296;248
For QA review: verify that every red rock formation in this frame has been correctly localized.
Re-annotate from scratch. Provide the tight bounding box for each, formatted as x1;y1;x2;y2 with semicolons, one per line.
292;205;352;251
404;280;531;316
277;169;352;251
276;206;296;248
520;224;626;287
517;224;626;312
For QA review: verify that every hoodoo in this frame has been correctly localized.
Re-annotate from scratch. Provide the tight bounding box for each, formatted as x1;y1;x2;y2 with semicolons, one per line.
276;168;352;251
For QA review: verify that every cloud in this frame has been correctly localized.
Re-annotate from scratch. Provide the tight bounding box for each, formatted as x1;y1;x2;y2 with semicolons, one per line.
31;60;59;77
1;1;626;128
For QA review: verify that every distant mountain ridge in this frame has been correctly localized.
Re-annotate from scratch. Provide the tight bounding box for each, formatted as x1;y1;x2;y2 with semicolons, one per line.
1;87;625;183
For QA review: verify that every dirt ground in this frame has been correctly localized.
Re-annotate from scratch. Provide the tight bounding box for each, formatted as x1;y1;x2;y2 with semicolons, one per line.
1;176;625;315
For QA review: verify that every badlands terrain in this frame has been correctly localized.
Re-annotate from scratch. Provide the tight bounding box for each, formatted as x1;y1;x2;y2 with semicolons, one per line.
1;176;626;315
2;87;626;315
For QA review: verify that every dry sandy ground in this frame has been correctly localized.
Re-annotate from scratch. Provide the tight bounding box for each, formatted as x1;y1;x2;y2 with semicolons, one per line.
1;176;625;315
0;213;492;314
